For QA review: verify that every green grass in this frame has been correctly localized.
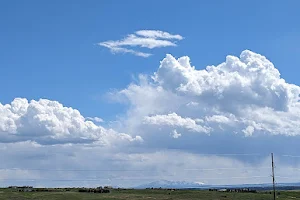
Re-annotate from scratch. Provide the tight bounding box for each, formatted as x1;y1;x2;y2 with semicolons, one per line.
0;188;300;200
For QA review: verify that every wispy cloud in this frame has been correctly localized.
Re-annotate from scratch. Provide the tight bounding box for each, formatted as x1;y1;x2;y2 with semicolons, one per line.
135;30;184;40
100;44;152;58
98;30;183;57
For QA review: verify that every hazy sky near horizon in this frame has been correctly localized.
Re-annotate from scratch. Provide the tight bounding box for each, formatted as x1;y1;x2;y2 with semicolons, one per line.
1;0;300;187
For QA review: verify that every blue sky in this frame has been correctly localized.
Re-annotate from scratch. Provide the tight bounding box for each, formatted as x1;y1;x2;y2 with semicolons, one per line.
1;1;300;187
1;0;300;120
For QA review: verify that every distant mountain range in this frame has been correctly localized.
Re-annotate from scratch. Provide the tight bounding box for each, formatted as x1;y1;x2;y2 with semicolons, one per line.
135;180;300;190
136;180;205;189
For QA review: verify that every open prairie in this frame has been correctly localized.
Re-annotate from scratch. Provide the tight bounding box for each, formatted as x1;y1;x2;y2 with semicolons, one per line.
0;188;298;200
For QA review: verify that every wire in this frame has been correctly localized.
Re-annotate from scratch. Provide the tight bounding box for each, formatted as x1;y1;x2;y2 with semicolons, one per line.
0;168;155;172
0;167;270;172
183;167;270;171
0;151;268;156
185;153;268;157
280;155;300;158
0;176;271;182
275;176;300;180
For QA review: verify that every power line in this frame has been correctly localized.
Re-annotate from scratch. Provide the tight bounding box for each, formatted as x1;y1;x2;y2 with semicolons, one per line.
0;176;271;182
182;167;270;171
276;176;300;180
194;153;267;156
0;168;155;172
0;151;268;156
0;167;270;172
280;155;300;158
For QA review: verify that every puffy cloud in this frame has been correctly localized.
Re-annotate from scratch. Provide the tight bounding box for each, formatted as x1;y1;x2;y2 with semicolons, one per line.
205;115;233;124
3;50;300;187
98;30;183;57
242;126;255;137
144;113;210;133
170;130;181;139
154;51;300;113
113;50;300;139
0;98;142;145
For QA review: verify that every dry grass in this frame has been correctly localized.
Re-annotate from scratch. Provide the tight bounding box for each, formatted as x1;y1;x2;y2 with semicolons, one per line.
0;188;298;200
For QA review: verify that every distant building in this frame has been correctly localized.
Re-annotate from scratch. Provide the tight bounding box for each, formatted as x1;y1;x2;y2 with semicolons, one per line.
211;188;257;193
23;188;33;192
18;186;33;192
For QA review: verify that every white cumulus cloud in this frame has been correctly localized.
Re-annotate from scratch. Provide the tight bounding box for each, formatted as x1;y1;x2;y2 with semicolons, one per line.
4;50;300;187
113;50;300;139
144;113;210;134
0;98;142;145
170;129;181;139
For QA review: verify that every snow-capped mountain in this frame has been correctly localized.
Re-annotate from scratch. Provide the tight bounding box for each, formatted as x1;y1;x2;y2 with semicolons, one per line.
135;180;300;190
136;180;206;189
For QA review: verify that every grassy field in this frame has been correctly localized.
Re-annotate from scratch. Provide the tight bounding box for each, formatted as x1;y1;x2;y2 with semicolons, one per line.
1;188;300;200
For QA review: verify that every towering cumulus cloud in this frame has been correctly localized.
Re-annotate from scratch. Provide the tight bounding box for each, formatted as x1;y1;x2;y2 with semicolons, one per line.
115;50;300;138
0;98;142;145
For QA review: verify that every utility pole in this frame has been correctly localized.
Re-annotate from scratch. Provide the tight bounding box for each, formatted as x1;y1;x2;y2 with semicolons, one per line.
271;153;276;200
